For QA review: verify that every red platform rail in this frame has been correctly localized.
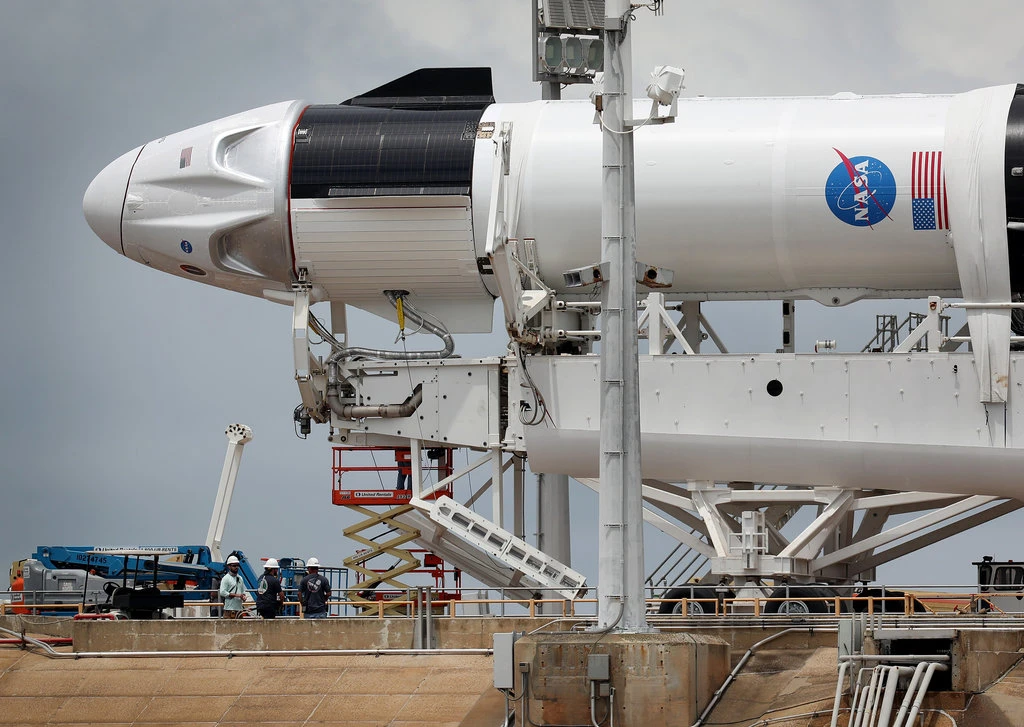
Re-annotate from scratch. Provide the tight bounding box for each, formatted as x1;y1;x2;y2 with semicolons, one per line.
332;446;453;506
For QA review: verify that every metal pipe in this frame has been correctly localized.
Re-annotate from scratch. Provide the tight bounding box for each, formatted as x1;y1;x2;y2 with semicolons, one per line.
425;586;435;649
877;666;916;727
848;668;872;727
852;666;883;727
413;587;423;650
839;654;950;663
327;381;422;420
0;637;72;646
900;662;948;727
867;666;903;727
326;290;454;363
830;660;851;727
890;662;930;727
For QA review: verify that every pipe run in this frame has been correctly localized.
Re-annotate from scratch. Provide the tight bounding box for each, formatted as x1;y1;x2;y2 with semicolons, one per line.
326;290;455;364
327;381;423;420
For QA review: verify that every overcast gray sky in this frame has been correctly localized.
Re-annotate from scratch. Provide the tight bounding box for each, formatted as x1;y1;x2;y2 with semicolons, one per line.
3;1;1024;593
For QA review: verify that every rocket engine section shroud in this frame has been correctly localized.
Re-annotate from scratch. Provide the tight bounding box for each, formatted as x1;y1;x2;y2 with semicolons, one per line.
84;70;1024;333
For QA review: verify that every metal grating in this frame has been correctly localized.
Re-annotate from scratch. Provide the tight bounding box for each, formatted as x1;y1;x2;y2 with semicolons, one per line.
542;0;605;30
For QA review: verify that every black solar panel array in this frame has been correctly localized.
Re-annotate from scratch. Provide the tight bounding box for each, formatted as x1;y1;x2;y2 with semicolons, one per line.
290;105;487;199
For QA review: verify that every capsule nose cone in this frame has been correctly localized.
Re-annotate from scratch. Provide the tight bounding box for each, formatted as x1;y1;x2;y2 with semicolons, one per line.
83;145;143;255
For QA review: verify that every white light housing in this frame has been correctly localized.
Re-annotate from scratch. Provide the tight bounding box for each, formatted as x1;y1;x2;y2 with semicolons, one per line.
646;65;686;106
563;37;584;73
539;36;564;72
583;37;604;73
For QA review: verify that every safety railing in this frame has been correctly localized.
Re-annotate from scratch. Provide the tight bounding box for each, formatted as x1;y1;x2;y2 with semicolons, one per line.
3;587;1023;619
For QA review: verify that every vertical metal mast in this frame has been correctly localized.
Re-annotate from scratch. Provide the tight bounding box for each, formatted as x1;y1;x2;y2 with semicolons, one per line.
598;0;648;631
536;11;570;616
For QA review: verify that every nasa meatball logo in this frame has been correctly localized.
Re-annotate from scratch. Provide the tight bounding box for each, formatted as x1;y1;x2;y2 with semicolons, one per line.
825;149;896;227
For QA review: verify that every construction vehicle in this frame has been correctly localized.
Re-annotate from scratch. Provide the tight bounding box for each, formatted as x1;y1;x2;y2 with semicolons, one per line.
8;425;327;618
11;545;255;617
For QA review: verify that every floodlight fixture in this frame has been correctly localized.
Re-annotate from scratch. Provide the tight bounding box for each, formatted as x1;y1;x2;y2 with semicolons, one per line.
646;65;686;106
540;36;564;73
583;37;604;73
563;37;585;73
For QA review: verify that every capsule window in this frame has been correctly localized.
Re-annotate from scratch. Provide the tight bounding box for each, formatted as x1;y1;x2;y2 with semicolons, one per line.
766;379;783;397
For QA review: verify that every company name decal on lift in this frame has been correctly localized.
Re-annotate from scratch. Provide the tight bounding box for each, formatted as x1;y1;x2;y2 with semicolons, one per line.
338;490;413;499
825;149;896;227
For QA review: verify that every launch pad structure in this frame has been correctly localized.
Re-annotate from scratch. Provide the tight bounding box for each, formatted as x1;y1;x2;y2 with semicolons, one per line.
78;0;1024;722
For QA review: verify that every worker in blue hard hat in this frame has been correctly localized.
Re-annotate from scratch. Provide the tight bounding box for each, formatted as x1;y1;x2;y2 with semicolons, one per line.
256;558;284;619
298;557;331;619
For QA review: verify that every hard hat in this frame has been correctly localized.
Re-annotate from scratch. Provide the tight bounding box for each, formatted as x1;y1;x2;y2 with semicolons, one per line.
264;558;279;570
307;557;320;568
226;555;240;565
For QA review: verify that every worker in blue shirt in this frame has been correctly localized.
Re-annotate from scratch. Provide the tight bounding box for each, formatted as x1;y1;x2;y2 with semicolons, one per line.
255;558;284;619
299;557;331;618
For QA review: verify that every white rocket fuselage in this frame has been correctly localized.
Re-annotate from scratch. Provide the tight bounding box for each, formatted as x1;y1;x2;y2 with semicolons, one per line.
489;94;955;303
84;80;1023;332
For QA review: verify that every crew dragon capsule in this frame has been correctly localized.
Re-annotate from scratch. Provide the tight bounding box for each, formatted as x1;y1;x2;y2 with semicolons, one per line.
83;68;1024;332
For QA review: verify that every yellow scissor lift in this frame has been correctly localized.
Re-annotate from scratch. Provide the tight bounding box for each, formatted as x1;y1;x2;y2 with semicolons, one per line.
333;447;456;615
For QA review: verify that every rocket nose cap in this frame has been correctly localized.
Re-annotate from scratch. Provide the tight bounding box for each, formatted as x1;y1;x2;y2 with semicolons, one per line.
83;145;144;255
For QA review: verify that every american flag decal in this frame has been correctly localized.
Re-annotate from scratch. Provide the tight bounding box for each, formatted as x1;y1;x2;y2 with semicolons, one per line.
179;146;193;169
911;151;948;230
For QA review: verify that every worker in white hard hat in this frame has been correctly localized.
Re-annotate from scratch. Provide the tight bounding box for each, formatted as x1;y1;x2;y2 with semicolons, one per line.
256;558;284;619
298;556;331;619
218;554;246;619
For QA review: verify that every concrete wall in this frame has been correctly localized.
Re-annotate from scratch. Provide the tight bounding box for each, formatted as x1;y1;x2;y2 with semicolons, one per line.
72;617;542;652
0;616;73;638
514;632;731;727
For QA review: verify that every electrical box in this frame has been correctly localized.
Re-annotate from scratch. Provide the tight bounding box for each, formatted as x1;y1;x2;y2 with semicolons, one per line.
838;616;864;658
494;632;518;689
588;653;610;681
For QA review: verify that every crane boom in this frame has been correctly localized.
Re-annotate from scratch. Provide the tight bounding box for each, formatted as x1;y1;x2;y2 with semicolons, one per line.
205;424;253;561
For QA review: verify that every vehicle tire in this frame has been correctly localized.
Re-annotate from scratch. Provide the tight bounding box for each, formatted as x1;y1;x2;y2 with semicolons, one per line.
851;587;926;614
658;586;729;615
764;586;830;615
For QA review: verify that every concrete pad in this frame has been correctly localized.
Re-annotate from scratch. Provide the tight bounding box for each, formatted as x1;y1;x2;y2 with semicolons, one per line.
394;693;481;721
0;652;24;671
966;692;1024;726
245;666;342;694
16;656;183;671
457;686;507;727
311;693;410;722
0;668;86;695
158;667;255;695
184;655;282;669
136;695;235;722
417;667;493;693
277;655;387;669
74;669;168;696
221;694;322;723
332;667;430;694
0;696;65;723
49;695;151;723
